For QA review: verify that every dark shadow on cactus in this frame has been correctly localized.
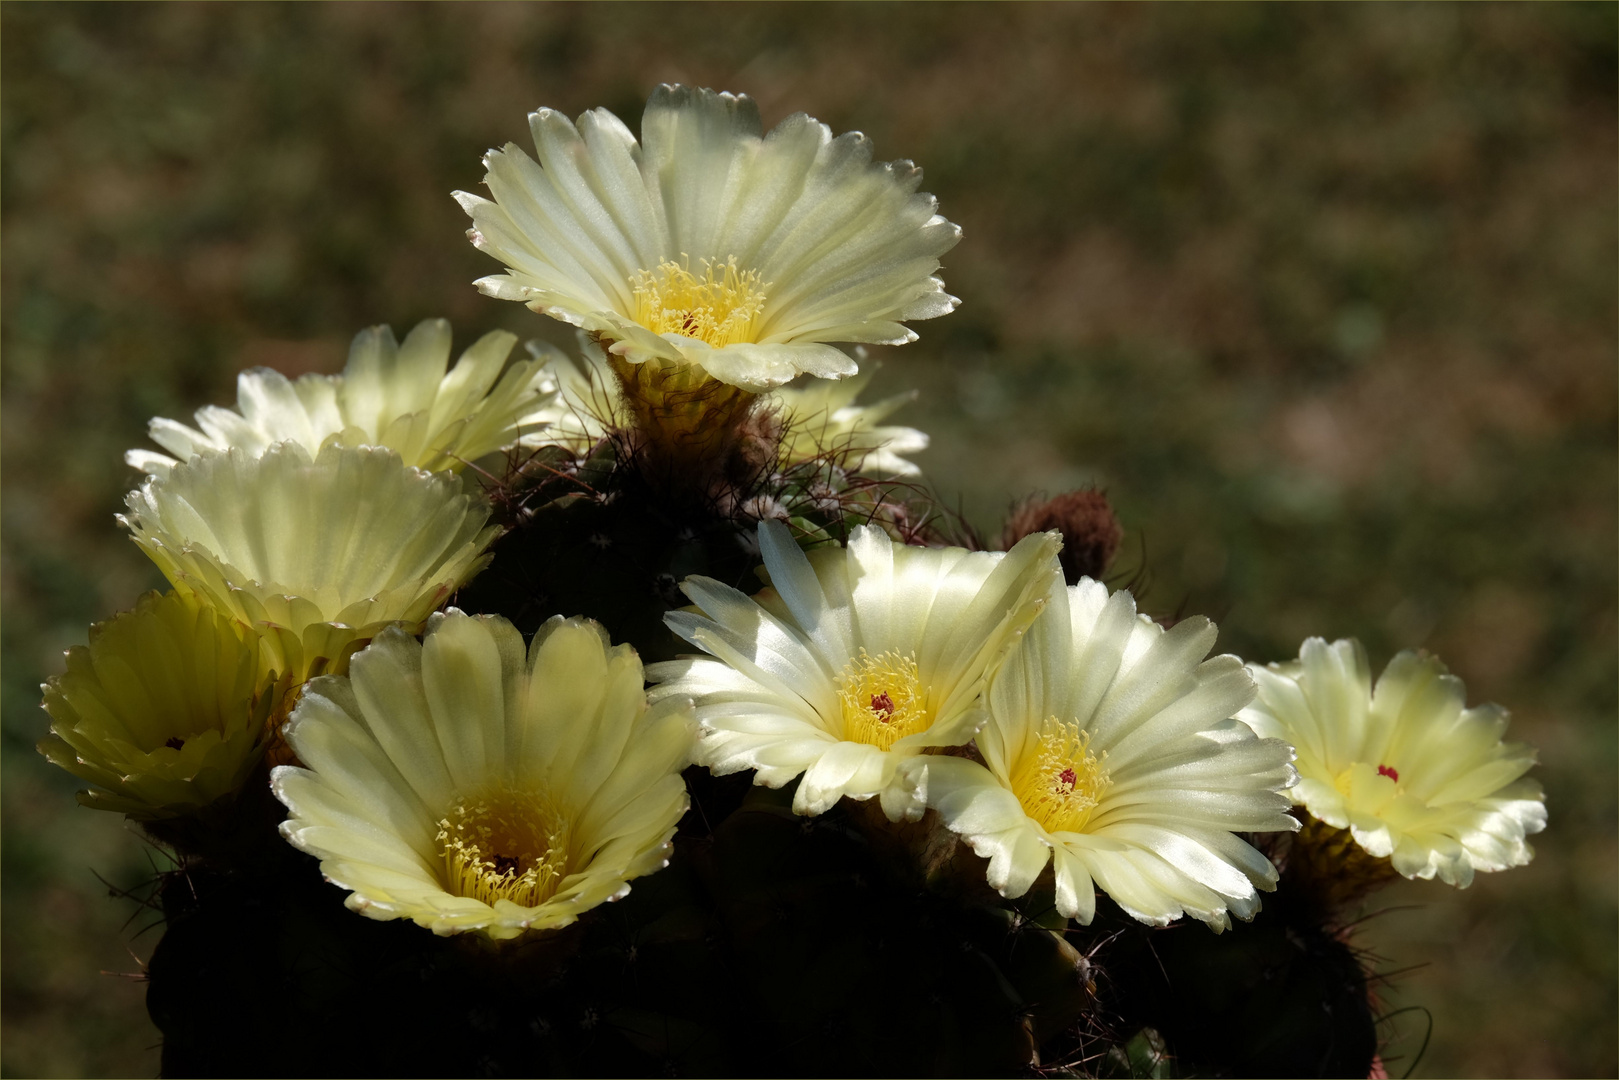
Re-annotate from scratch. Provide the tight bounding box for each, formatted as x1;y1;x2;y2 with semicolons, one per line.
459;420;960;664
1089;885;1378;1078
146;774;1110;1078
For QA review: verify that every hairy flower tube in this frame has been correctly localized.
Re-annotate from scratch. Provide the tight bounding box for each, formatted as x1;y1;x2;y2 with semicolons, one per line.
923;577;1299;930
126;318;555;478
647;521;1062;819
1237;637;1546;888
120;442;500;682
527;336;928;477
37;590;277;819
272;611;693;939
457;84;961;392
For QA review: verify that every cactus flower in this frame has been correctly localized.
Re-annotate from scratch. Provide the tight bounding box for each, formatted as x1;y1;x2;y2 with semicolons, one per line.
456;84;961;392
127;319;555;478
647;521;1062;820
923;577;1300;930
120;442;499;683
1237;637;1545;887
273;612;694;939
38;590;277;819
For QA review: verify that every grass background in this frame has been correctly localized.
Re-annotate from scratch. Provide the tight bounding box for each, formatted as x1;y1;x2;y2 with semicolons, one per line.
2;3;1613;1076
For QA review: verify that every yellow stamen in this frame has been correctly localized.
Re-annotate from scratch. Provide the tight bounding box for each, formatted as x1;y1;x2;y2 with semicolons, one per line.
632;256;768;348
437;783;570;908
836;648;931;750
1011;717;1110;834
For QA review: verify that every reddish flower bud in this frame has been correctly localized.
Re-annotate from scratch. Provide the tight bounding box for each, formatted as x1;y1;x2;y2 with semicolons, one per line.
1001;488;1123;584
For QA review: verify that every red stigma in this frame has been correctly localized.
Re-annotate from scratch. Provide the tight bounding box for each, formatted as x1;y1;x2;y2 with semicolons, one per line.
1057;767;1077;789
1377;764;1399;783
869;692;896;720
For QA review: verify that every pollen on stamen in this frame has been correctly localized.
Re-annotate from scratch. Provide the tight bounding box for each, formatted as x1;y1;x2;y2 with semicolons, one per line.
437;783;571;910
1378;764;1400;783
836;649;930;750
631;255;769;349
1011;717;1110;834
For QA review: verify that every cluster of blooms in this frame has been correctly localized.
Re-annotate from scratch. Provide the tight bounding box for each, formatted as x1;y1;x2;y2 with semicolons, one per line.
44;323;548;820
43;86;1543;963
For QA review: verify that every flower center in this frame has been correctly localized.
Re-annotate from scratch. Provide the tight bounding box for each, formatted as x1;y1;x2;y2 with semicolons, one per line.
836;649;931;750
632;256;768;348
1333;761;1404;801
437;783;571;908
1011;717;1110;834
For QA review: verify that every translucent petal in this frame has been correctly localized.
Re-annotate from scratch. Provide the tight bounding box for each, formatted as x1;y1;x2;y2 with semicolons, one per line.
36;590;272;819
275;612;694;941
1236;637;1546;887
461;85;962;390
127;319;553;478
943;577;1295;928
654;523;1062;818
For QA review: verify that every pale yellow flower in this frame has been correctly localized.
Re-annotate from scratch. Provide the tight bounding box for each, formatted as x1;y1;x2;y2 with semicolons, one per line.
120;442;499;682
1238;638;1545;887
527;336;927;476
924;577;1298;930
456;85;960;392
37;590;276;819
273;612;694;939
126;319;555;478
647;522;1062;819
519;338;624;456
770;359;928;478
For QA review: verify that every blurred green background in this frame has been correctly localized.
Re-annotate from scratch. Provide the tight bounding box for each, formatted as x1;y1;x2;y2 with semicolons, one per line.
2;3;1613;1076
